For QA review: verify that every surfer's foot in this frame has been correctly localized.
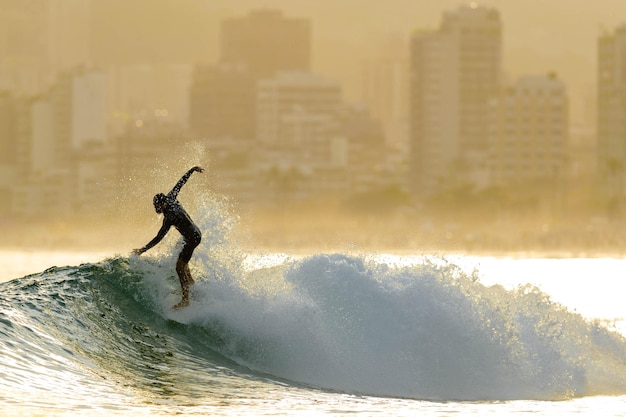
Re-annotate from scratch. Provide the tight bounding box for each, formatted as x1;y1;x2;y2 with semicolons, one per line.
173;299;190;310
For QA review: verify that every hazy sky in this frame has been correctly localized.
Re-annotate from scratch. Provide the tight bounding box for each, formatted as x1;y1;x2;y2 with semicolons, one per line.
257;0;625;101
116;0;623;104
68;0;626;113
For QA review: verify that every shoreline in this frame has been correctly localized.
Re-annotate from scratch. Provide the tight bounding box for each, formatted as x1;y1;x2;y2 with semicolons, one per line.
2;240;625;261
3;214;626;260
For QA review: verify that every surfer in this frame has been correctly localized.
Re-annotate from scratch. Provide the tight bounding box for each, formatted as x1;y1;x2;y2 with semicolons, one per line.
133;166;204;309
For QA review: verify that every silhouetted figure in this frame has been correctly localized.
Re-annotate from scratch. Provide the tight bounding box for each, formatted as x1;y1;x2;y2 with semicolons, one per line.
133;166;204;309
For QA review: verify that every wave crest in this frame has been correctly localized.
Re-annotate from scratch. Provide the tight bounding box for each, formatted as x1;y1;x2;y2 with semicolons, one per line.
3;251;626;401
164;253;626;400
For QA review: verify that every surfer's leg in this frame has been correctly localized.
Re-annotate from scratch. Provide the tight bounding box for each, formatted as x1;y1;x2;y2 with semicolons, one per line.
175;258;190;308
184;263;195;286
174;236;200;309
180;235;199;287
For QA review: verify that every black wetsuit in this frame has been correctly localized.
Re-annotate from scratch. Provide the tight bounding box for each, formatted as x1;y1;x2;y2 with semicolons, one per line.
142;169;202;262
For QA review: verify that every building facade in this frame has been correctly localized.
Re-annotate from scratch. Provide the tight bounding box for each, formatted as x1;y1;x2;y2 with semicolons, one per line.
256;71;346;201
489;74;568;187
220;9;311;79
360;36;410;150
409;5;502;196
597;25;626;199
0;92;20;214
0;0;91;96
12;69;111;217
257;71;342;160
108;64;193;137
189;63;256;141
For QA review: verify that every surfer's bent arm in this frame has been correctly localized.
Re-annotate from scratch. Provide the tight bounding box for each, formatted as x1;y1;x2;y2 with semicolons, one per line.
167;166;204;200
133;221;171;255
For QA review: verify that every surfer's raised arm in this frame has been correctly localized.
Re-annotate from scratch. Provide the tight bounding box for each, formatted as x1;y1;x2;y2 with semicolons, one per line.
168;166;204;200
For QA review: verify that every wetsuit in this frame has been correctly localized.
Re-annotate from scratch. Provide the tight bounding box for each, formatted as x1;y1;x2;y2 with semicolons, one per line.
140;169;202;261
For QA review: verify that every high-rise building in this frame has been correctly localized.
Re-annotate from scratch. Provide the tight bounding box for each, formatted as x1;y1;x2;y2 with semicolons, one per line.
12;69;110;216
597;25;626;198
109;64;193;137
361;36;410;150
409;5;502;195
190;9;310;144
72;71;108;148
489;74;568;187
189;63;256;141
220;9;311;79
341;105;389;193
256;71;345;201
33;70;108;167
0;92;18;166
0;0;91;96
257;71;342;152
0;0;49;95
0;92;20;214
13;89;75;217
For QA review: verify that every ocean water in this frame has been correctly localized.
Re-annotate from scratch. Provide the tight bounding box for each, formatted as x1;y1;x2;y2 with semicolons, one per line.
2;205;626;415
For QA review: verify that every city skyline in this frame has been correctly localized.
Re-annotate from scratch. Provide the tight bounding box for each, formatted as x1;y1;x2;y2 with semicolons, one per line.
0;1;624;122
1;1;626;254
0;2;624;221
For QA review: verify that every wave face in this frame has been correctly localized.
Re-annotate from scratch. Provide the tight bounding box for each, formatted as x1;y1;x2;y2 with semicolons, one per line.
3;249;626;404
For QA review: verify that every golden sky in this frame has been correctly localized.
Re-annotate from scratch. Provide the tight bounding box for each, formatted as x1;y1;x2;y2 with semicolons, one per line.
91;0;626;105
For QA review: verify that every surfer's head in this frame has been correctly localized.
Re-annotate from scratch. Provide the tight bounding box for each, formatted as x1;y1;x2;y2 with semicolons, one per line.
153;193;167;213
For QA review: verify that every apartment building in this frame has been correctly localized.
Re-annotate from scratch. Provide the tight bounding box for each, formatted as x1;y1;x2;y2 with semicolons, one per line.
12;70;110;217
220;9;311;79
598;24;626;198
409;4;502;195
189;63;256;142
489;74;568;187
